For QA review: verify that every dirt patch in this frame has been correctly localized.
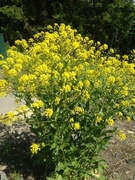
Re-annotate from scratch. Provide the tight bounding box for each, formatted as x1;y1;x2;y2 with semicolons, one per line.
0;119;135;180
102;120;135;180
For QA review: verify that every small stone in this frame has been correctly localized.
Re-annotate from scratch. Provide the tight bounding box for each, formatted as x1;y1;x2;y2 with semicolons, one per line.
126;171;130;174
26;175;35;180
0;132;5;137
0;165;7;171
0;171;8;180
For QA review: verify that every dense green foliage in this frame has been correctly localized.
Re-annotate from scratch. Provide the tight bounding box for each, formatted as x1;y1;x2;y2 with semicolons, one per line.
0;0;135;54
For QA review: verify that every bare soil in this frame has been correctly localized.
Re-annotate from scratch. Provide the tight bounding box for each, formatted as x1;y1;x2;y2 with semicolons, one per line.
102;120;135;180
0;119;135;180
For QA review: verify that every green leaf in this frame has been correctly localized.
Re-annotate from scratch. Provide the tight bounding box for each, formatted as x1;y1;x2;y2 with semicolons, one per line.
57;175;63;180
56;162;65;172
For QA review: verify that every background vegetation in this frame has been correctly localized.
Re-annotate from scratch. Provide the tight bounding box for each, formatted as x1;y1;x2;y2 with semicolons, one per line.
0;0;135;54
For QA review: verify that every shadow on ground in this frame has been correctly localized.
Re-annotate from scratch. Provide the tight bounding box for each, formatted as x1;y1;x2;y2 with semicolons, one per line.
0;123;45;180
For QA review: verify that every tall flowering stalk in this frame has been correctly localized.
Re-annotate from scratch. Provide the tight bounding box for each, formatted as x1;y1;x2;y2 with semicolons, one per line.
0;23;135;179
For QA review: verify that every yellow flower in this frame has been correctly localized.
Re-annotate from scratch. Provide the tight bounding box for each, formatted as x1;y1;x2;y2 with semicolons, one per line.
72;122;80;131
15;39;21;46
116;77;123;85
62;85;71;93
96;116;102;123
131;98;135;103
72;41;80;49
0;92;6;97
103;44;108;50
117;111;123;117
14;63;22;72
39;74;50;86
82;90;90;100
77;81;83;89
94;80;102;88
122;55;128;60
47;25;53;30
95;50;101;56
30;143;41;154
72;106;84;115
83;80;90;88
121;90;128;97
118;130;126;140
7;111;16;121
0;79;7;97
56;63;64;70
106;118;114;126
0;111;17;125
126;116;131;121
18;86;25;92
69;117;74;122
31;100;44;109
7;57;14;65
88;40;94;45
107;76;115;84
114;103;120;109
70;71;76;81
16;105;28;113
97;41;101;46
84;36;89;42
28;38;34;43
8;69;17;77
109;48;114;53
100;44;108;50
19;74;29;85
44;108;53;118
121;100;130;106
120;86;128;97
55;97;60;105
62;71;70;81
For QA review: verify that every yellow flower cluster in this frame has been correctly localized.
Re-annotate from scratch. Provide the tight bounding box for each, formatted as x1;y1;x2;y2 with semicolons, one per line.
54;97;60;105
0;54;4;59
30;142;46;154
118;130;126;140
0;111;17;125
62;85;71;93
15;39;28;49
0;80;7;97
72;106;84;115
30;143;41;154
0;23;135;132
31;100;44;109
106;118;114;126
72;122;80;131
69;118;80;131
96;116;102;123
44;108;53;118
16;105;28;113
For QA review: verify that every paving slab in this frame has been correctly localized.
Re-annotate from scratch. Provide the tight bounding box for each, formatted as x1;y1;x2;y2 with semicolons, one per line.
0;95;16;115
0;69;17;115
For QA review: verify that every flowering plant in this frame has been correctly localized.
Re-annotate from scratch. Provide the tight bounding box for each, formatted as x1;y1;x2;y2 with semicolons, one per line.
0;23;135;179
